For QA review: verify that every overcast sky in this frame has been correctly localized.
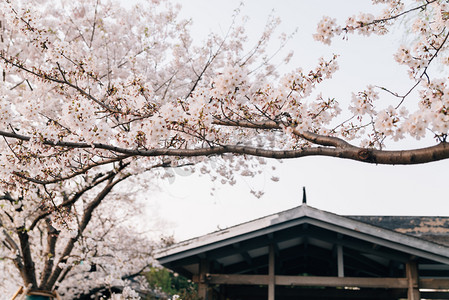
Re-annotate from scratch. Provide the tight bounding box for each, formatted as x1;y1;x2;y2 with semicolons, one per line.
130;0;449;241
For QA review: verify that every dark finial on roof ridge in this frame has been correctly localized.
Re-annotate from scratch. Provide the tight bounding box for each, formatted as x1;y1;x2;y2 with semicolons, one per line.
302;186;307;204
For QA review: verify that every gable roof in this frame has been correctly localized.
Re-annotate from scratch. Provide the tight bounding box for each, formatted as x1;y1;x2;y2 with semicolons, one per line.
156;205;449;278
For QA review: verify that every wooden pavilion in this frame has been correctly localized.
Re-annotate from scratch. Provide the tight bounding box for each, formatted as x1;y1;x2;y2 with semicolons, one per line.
155;204;449;300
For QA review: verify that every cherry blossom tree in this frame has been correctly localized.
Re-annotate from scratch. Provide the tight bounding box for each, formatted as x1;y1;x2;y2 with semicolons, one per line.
0;162;166;298
1;0;449;298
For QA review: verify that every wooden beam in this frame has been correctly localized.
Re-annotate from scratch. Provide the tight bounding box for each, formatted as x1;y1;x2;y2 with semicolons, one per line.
275;275;409;288
225;285;405;299
198;259;210;300
268;244;275;300
206;273;449;292
206;274;409;289
420;278;449;289
207;274;269;285
406;261;420;300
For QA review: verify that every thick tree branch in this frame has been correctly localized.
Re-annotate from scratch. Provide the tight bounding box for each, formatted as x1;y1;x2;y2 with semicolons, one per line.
212;119;352;148
43;173;131;290
0;225;24;274
17;228;38;288
0;227;19;252
38;218;59;289
121;264;151;281
2;195;38;288
28;170;120;231
1;128;448;164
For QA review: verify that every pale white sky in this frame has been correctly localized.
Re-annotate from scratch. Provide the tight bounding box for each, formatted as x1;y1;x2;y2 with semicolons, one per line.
130;0;449;241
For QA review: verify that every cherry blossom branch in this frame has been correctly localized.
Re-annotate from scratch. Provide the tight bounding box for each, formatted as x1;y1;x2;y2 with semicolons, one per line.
89;0;100;48
377;28;449;109
43;174;130;290
2;124;449;165
33;158;183;291
350;0;437;29
212;119;351;148
0;226;24;274
0;54;118;114
0;226;19;252
28;169;123;231
12;155;131;185
377;81;421;109
121;264;152;281
185;39;227;100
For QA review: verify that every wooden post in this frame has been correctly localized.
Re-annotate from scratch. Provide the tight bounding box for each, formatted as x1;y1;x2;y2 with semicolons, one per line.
406;261;420;300
337;245;344;278
198;259;210;300
268;244;275;300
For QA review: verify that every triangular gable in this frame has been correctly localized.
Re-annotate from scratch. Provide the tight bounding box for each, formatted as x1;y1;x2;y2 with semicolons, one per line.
156;205;449;267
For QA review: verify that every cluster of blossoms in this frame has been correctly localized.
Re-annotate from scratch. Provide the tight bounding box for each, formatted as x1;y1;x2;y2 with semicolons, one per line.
313;17;341;45
314;0;449;147
315;0;403;45
213;66;249;98
349;86;378;116
413;79;449;137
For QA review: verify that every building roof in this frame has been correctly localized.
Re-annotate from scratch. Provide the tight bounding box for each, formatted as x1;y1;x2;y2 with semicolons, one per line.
348;215;449;247
156;205;449;278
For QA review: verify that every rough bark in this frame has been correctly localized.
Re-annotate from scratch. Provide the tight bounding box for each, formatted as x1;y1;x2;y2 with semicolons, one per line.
38;218;59;290
1;129;448;165
17;228;38;288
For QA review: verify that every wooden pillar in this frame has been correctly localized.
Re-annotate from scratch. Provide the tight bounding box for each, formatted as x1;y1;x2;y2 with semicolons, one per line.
199;259;210;300
406;261;420;300
268;244;275;300
337;245;344;277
